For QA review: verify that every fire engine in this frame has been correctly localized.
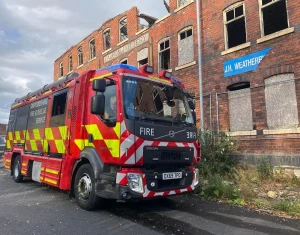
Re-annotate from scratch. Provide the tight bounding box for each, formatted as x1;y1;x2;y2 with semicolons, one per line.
3;64;200;210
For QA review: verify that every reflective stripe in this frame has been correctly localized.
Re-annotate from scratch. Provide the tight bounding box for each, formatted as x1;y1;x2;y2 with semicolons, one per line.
44;178;57;185
5;160;11;163
45;169;59;175
90;72;114;82
85;124;103;140
21;170;26;175
22;163;27;167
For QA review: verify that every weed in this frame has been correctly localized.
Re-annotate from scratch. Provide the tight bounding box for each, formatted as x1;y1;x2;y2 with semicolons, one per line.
256;157;273;180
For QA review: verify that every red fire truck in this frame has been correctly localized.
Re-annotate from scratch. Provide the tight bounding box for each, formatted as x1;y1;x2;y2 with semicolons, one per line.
3;64;200;210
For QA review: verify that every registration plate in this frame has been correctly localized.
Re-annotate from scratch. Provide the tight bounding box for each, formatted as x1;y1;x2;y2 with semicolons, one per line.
162;172;182;180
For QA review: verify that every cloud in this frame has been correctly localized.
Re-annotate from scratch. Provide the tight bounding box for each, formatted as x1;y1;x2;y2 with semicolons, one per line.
0;0;167;124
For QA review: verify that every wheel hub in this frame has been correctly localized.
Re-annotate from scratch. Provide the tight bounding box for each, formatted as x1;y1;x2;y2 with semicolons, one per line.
77;173;92;200
14;161;20;178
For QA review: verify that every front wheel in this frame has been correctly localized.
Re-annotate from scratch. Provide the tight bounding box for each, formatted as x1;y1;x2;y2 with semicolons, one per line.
74;164;101;211
13;155;23;183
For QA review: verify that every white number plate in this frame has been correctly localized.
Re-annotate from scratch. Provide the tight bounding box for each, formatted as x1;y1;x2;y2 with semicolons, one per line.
162;172;182;180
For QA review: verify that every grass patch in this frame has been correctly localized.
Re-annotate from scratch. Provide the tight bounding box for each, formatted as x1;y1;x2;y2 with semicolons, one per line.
272;200;300;214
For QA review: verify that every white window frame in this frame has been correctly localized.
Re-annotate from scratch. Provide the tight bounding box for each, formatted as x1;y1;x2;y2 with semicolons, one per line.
59;62;63;77
120;58;128;64
68;55;73;72
158;38;171;72
178;26;193;41
77;47;83;67
119;17;128;43
89;39;96;60
258;0;290;37
103;28;111;51
177;0;192;8
223;2;247;50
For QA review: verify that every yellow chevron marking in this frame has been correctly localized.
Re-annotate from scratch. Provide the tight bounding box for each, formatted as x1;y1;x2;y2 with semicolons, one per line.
5;159;11;163
74;139;85;151
55;140;65;153
85;124;103;140
113;122;121;139
45;169;59;175
44;178;57;185
45;128;54;140
21;170;26;175
90;72;113;82
4;165;10;169
30;140;38;151
8;132;13;140
104;140;120;158
22;163;27;167
33;129;41;140
15;131;21;140
58;126;68;140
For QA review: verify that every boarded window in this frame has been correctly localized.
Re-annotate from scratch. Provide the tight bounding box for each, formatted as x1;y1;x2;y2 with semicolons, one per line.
228;84;253;131
224;3;246;49
89;39;96;60
59;62;63;77
103;29;111;50
159;39;170;71
119;17;128;42
260;0;288;36
178;28;194;66
265;74;298;129
78;47;83;66
68;55;73;72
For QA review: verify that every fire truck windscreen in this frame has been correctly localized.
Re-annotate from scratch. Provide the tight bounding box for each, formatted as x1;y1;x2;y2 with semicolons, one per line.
122;77;194;125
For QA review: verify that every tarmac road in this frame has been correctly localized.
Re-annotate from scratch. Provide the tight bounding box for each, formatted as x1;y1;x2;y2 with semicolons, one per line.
0;164;300;235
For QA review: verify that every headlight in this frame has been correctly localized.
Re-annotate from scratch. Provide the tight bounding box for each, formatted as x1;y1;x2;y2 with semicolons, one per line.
127;173;144;194
194;168;199;186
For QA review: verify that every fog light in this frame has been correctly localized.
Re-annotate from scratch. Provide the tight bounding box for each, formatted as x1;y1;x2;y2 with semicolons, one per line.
127;173;144;194
122;192;128;199
194;169;199;186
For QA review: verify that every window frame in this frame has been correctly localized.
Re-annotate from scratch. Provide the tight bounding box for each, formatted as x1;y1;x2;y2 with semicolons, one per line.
258;0;290;37
119;17;128;43
103;28;111;51
223;2;247;50
77;46;83;67
158;37;171;72
89;38;96;60
59;62;63;77
178;26;193;41
177;0;192;8
120;58;128;64
68;55;73;72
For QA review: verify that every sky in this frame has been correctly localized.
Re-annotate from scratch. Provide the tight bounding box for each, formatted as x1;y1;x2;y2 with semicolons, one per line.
0;0;168;124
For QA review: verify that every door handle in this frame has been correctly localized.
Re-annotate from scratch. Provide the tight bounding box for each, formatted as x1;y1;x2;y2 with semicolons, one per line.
88;134;94;143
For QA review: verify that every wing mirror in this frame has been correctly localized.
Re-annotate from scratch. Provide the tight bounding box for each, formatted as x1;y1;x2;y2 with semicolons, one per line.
92;79;106;93
91;95;105;115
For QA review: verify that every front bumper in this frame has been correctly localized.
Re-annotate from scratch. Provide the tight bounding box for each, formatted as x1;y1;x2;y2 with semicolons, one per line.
95;167;200;200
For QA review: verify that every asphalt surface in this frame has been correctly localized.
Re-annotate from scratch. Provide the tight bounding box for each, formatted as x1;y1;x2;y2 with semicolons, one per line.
0;163;300;235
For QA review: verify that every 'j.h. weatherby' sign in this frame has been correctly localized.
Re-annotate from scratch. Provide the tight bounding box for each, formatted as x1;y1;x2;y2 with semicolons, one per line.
224;48;272;77
104;33;149;63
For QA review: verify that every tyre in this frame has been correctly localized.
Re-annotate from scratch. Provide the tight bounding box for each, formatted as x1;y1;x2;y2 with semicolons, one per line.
13;155;23;183
74;164;101;211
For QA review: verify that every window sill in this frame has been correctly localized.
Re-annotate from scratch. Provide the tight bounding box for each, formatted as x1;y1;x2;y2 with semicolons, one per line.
88;57;96;62
155;13;171;24
257;27;295;44
102;48;112;55
174;1;194;13
77;64;84;69
226;130;257;136
117;39;129;46
136;28;149;35
175;61;196;71
221;42;251;56
263;128;300;135
67;70;73;75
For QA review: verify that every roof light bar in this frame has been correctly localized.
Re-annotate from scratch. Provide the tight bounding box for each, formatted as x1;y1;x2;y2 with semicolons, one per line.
158;70;172;80
139;64;154;74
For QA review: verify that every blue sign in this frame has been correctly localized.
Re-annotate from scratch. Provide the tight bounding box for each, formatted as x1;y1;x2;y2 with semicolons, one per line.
224;48;272;77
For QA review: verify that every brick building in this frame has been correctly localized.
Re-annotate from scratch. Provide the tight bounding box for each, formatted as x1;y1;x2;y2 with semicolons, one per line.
54;0;300;166
201;0;300;166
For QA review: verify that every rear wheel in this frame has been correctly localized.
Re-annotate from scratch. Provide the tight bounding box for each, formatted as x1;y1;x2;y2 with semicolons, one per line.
13;155;23;183
74;164;101;211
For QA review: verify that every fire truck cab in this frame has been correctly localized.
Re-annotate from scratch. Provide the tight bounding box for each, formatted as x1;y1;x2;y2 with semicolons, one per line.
4;64;200;210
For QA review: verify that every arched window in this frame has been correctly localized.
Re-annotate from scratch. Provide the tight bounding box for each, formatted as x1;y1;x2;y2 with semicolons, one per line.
68;55;73;72
223;2;247;49
59;62;63;77
89;39;96;60
120;58;128;64
228;82;253;131
77;47;83;66
103;29;111;50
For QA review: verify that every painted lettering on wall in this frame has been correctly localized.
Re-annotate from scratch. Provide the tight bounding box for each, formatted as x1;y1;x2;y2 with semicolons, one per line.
224;48;272;77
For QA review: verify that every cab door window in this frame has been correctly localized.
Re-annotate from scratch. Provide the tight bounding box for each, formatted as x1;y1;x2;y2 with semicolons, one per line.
50;90;68;127
101;84;117;121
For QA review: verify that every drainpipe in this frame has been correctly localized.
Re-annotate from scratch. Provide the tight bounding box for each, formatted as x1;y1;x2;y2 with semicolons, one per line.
216;93;220;133
196;0;204;133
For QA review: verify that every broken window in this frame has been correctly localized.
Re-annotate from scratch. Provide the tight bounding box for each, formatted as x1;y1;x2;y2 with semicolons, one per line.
137;48;149;67
78;47;83;66
228;83;253;132
59;62;63;77
120;58;128;64
103;29;111;50
260;0;288;36
159;39;170;71
119;17;128;42
224;3;246;49
178;0;191;8
178;27;194;66
265;74;298;129
89;39;96;60
68;55;73;72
